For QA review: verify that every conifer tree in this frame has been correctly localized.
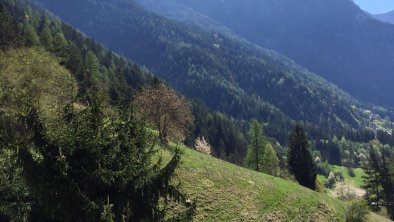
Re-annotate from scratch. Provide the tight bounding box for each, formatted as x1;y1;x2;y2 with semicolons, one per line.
22;21;40;46
288;125;317;190
262;143;279;176
379;157;394;219
39;20;53;49
245;119;265;172
12;97;192;221
362;147;383;212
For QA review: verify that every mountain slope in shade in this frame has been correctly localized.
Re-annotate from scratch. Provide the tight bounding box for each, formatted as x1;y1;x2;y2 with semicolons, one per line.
375;10;394;24
31;0;394;143
149;0;394;108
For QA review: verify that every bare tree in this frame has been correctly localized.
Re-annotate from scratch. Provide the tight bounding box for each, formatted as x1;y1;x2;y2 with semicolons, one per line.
134;83;193;143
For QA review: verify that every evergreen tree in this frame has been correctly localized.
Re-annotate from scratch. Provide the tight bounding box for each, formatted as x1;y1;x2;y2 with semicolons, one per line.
22;21;40;47
362;147;383;212
288;125;317;190
39;20;53;49
10;98;192;221
379;157;394;219
261;143;279;176
245;119;266;172
0;3;21;49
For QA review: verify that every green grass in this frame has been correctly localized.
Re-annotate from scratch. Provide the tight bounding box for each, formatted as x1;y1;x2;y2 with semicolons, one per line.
160;144;348;221
332;165;365;188
368;213;393;222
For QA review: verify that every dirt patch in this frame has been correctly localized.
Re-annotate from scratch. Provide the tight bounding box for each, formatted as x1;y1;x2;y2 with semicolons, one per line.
332;182;366;199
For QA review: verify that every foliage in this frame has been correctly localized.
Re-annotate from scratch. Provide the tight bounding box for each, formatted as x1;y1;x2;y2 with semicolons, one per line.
362;147;383;212
0;2;22;49
345;200;369;222
325;172;337;189
169;0;394;108
0;138;31;221
0;2;194;220
261;143;279;176
245;119;266;172
2;96;192;221
0;48;77;119
288;125;317;190
186;101;247;164
134;82;193;143
31;0;389;147
348;167;355;177
379;157;394;220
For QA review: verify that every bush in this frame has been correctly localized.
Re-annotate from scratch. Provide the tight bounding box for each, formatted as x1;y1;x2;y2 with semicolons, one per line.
345;200;369;222
325;172;336;189
195;136;212;155
348;167;355;177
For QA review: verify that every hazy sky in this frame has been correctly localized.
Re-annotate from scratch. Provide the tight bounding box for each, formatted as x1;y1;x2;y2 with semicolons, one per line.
353;0;394;14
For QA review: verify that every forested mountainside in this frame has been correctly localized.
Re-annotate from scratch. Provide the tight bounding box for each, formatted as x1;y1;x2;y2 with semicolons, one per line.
31;0;394;144
375;10;394;24
1;0;254;163
142;0;394;108
0;0;249;219
1;0;394;221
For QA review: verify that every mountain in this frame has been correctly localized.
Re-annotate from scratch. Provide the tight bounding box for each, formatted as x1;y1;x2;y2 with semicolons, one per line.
142;0;394;108
31;0;394;143
1;1;393;221
375;10;394;24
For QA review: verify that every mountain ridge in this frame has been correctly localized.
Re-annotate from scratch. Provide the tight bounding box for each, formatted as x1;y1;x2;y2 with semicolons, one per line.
375;10;394;24
147;0;394;108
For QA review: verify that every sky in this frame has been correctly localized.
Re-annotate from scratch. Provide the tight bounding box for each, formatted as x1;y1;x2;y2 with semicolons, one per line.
353;0;394;14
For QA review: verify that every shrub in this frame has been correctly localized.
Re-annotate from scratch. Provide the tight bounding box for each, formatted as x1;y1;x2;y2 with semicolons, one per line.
345;200;369;222
348;167;355;177
195;136;212;155
325;171;336;189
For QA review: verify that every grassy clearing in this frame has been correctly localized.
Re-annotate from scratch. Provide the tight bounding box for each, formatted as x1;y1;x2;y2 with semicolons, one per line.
368;213;393;222
160;144;347;221
332;165;365;188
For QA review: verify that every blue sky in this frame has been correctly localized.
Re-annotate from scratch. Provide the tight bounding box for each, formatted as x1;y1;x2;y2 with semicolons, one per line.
353;0;394;14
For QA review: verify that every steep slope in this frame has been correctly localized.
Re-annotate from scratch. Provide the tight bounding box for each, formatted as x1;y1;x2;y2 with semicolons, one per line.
375;11;394;24
164;145;347;221
30;0;392;142
0;0;251;162
151;0;394;108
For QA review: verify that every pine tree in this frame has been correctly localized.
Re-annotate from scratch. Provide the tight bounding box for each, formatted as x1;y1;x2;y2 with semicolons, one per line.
261;143;279;176
380;157;394;219
245;119;266;172
39;20;53;49
13;97;192;221
362;147;383;212
288;125;317;190
22;21;40;47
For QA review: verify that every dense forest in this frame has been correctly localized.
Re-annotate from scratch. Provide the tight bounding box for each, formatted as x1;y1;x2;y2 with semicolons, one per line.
31;0;394;145
145;0;394;108
0;0;247;219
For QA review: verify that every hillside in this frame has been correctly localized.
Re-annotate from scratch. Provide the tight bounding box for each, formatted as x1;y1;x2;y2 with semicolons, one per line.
148;0;394;108
1;1;393;221
375;11;394;24
164;145;392;222
31;0;394;143
163;145;347;222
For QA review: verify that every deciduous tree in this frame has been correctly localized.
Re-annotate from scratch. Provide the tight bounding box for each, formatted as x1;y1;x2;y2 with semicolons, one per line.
134;82;193;143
